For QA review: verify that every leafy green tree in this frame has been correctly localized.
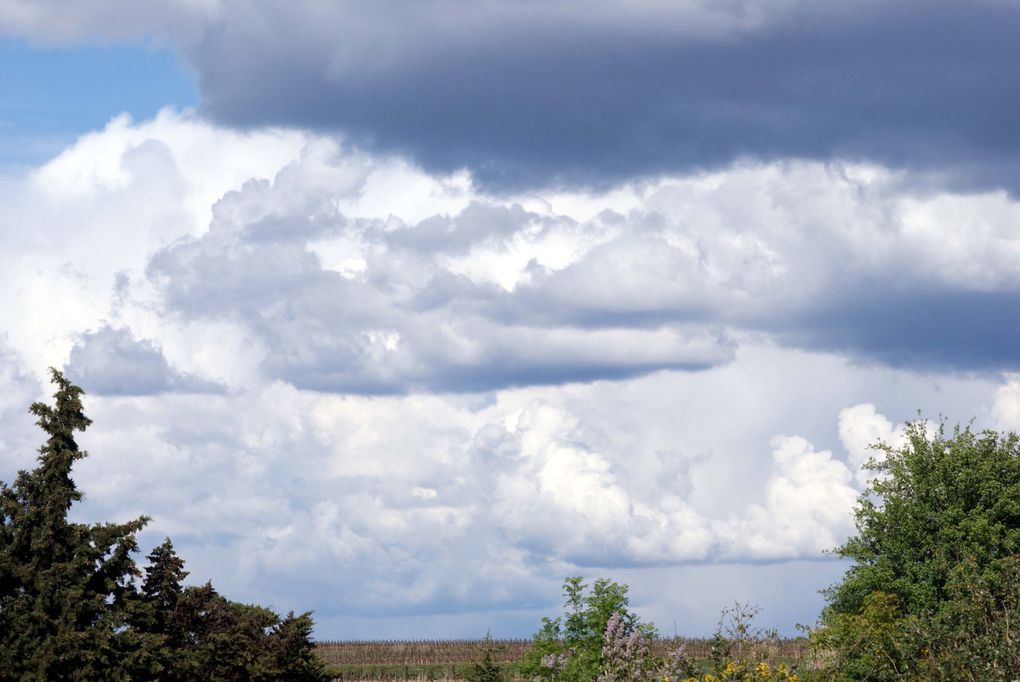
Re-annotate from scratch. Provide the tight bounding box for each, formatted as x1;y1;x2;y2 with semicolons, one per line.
912;555;1020;678
819;419;1020;679
524;577;656;682
0;369;150;680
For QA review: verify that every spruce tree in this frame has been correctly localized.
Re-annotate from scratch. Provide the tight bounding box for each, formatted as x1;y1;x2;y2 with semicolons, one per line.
0;369;330;681
467;630;504;682
143;538;189;613
0;369;149;680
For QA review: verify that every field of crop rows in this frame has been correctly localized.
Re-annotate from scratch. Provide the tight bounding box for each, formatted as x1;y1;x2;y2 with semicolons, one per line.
316;640;533;666
316;638;807;670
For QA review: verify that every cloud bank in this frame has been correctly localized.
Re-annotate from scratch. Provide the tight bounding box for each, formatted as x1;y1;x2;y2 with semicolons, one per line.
0;108;1016;635
128;125;1020;389
4;1;1020;190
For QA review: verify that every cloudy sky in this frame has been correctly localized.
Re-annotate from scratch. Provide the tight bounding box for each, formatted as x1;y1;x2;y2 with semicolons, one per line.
2;0;1020;639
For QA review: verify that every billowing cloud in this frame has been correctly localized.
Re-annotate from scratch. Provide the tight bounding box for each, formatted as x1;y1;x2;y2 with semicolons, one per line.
6;1;1020;190
837;403;909;485
714;435;859;560
65;325;222;395
0;110;306;376
992;376;1020;431
68;368;882;620
118;124;1020;383
1;110;1019;637
3;113;1014;393
141;136;736;393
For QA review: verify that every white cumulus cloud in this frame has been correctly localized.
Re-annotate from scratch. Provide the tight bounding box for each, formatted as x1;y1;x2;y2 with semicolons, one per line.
1;110;1018;637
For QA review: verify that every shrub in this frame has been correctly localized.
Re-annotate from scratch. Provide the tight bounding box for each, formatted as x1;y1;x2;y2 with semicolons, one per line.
523;577;656;682
598;611;652;682
817;419;1020;679
679;604;807;682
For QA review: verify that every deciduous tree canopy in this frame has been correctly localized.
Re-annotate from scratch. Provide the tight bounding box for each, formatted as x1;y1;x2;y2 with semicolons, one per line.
820;420;1020;678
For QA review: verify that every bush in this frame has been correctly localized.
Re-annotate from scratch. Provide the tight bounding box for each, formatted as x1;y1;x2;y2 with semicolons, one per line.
523;577;656;682
817;419;1020;679
679;604;806;682
910;555;1020;679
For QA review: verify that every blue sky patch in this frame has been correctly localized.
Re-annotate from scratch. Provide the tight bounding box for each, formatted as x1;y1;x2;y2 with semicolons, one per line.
0;38;195;168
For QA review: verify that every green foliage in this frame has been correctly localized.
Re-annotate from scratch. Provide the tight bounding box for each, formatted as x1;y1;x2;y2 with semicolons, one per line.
131;538;328;681
523;577;656;682
674;604;811;682
0;369;150;680
0;369;329;681
818;419;1020;679
911;555;1020;679
812;591;914;680
466;630;504;682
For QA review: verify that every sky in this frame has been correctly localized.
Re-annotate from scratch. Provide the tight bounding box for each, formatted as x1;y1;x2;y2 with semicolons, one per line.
1;0;1020;639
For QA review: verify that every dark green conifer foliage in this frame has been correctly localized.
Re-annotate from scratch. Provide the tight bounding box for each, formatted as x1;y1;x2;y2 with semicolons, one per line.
467;630;503;682
135;541;329;681
144;538;188;611
0;370;330;681
0;368;150;680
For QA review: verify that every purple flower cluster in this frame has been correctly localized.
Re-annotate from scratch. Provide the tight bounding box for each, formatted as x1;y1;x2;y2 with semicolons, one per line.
540;653;569;673
598;612;650;682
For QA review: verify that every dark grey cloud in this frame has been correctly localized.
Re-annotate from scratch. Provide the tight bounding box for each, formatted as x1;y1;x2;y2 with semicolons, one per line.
774;288;1020;372
179;0;1020;191
65;325;223;395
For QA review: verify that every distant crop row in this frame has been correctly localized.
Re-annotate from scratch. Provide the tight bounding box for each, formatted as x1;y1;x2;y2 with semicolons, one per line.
315;640;533;666
314;639;806;667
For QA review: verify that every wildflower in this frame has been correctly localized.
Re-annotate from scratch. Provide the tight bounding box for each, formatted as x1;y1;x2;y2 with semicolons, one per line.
540;653;568;672
598;611;650;682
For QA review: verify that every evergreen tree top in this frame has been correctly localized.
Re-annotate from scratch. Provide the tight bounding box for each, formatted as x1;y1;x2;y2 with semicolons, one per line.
30;367;93;441
0;368;329;680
